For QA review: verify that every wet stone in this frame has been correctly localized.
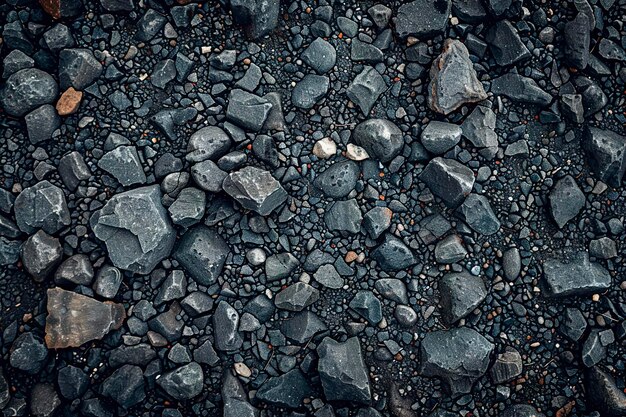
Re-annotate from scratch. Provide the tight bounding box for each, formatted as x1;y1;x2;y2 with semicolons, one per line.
435;235;467;264
256;369;313;409
583;126;626;188
157;362;203;400
58;48;103;90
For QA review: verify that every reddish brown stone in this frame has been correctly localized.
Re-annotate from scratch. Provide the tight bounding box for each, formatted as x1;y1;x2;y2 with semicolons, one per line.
56;87;83;116
39;0;82;19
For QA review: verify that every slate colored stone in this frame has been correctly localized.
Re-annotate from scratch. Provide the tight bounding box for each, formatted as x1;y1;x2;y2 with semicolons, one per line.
230;0;279;39
439;271;487;324
265;252;299;281
549;175;585;228
58;151;90;190
0;68;59;117
226;89;273;131
325;199;362;234
420;327;494;396
583;126;626;188
502;247;521;280
435;234;467;263
57;365;89;400
490;347;523;384
564;14;590;69
363;206;392;239
485;20;530;66
501;405;546;417
173;226;230;286
168;187;206;227
10;332;48;374
275;282;319;311
394;0;451;38
302;37;336;74
585;366;626;417
58;49;103;90
45;288;125;349
314;264;344;289
317;337;371;404
560;308;587;342
256;369;313;409
39;0;82;18
491;73;552;106
101;365;145;409
21;230;63;282
14;180;70;235
371;234;416;271
349;290;383;325
223;166;288;215
54;254;94;286
374;278;409;304
543;252;611;297
428;39;487;115
420;157;475;208
135;9;167;41
346;66;386;115
157;362;203;400
292;74;329;109
281;311;328;343
455;193;501;235
461;106;498;149
213;301;243;351
25;104;61;144
91;186;176;274
191;160;227;193
352;119;403;163
314;160;360;199
98;146;147;186
421;121;462;154
186;126;232;163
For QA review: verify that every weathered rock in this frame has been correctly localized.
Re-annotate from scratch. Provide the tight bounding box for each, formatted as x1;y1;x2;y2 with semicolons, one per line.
585;366;626;417
394;0;451;38
371;234;416;271
314;160;360;199
363;206;392;239
560;307;587;342
0;68;59;117
490;347;523;384
420;327;494;396
30;383;61;417
314;264;344;289
91;186;176;274
349;291;383;324
583;126;626;188
455;193;501;235
222;370;260;417
420;157;475;208
374;278;409;304
45;288;125;349
21;230;63;282
491;73;552;106
168;187;206;227
157;362;203;400
439;271;487;324
186;126;232;163
57;365;89;400
54;254;94;286
543;252;611;297
223;167;288;215
461;106;498;148
10;332;48;374
256;369;313;409
98;145;147;186
56;87;82;116
428;39;487;115
325;199;362;234
435;235;467;264
281;311;328;343
549;175;585;228
301;38;336;74
58;151;90;190
292;74;329;109
265;252;299;281
564;14;590;69
14;180;70;235
501;405;546;417
317;337;372;404
173;226;230;286
275;282;319;311
352;119;403;163
230;0;279;39
191;160;227;193
346;66;386;115
39;0;83;18
25;104;61;144
101;365;145;409
213;301;243;351
421;121;462;154
226;89;273;131
58;48;102;90
485;20;530;66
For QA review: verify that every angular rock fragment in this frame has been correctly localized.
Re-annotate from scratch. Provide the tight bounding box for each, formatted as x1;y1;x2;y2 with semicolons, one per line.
314;160;360;199
461;106;498;148
582;329;613;367
45;288;125;349
317;337;372;404
223;166;288;215
230;0;279;39
439;271;487;324
490;347;523;384
101;364;146;409
25;104;61;144
371;234;416;271
314;264;344;289
549;175;585;228
58;48;103;90
173;226;229;286
394;0;451;39
420;157;475;208
347;66;386;115
157;362;203;400
93;265;123;299
58;151;90;190
168;187;206;227
560;94;584;124
186;126;232;163
583;126;626;188
352;119;403;163
54;254;94;286
428;39;487;115
98;146;147;186
491;73;552;106
0;370;8;409
543;252;611;297
265;252;299;281
39;0;83;18
21;230;63;282
485;20;530;66
0;68;59;117
374;278;408;304
502;405;546;417
421;121;462;154
275;282;319;311
91;186;176;274
325;199;362;234
564;14;590;69
30;383;60;417
420;327;494;396
585;366;626;417
292;74;329;109
281;311;327;343
135;9;167;41
256;369;313;409
363;206;392;239
435;235;467;263
10;332;48;374
302;37;336;74
222;370;260;417
213;301;243;351
227;89;273;131
455;193;500;235
14;180;70;234
560;307;587;342
349;291;382;325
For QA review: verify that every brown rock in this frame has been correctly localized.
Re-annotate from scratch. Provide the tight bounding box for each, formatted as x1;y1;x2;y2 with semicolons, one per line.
39;0;83;19
56;87;83;116
45;288;126;349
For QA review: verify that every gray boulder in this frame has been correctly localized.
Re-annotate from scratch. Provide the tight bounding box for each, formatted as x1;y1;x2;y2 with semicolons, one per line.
583;126;626;188
301;37;336;74
455;193;500;235
0;68;58;117
420;157;475;208
156;362;203;400
549;175;585;228
14;180;70;235
439;271;487;324
346;66;386;115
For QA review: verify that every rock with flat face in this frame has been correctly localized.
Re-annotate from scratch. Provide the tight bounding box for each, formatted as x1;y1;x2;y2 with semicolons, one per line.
21;230;63;282
275;282;319;311
455;193;501;235
45;288;126;349
346;66;386;115
583;126;626;188
325;199;362;234
421;121;462;154
58;48;103;90
173;226;230;286
428;39;487;115
352;119;403;163
157;362;203;400
549;175;585;228
213;301;243;351
439;272;487;324
186;126;232;163
317;337;372;404
394;0;451;39
543;252;611;297
491;73;552;106
91;186;175;274
301;37;336;74
585;366;626;417
292;74;329;109
501;405;546;417
10;332;48;374
490;347;523;384
314;160;360;199
461;106;498;148
223;166;288;215
564;14;590;69
0;68;59;117
98;146;146;186
14;180;70;235
485;20;530;66
420;157;475;208
226;89;273;131
101;364;146;409
371;234;416;271
222;370;260;417
256;369;313;409
230;0;279;39
420;327;494;396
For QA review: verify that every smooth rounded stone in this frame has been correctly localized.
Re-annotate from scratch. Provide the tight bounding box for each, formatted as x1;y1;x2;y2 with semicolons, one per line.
371;234;416;271
157;362;203;400
314;160;360;199
291;74;329;109
419;327;494;397
428;39;487;115
439;271;487;324
420;157;475;208
301;37;336;74
349;290;383;324
265;252;299;281
374;278;408;304
564;14;590;69
101;364;146;409
543;251;611;297
490;347;523;384
394;304;418;327
98;145;146;186
213;301;243;351
173;226;230;286
54;254;94;286
168;187;206;227
393;0;451;38
226;89;273;132
191;160;227;193
352;119;403;163
30;383;60;417
21;230;63;282
230;0;279;39
25;104;61;144
246;248;267;266
57;365;89;400
502;247;521;280
317;337;372;404
549;175;585;229
14;180;70;234
490;73;552;106
346;66;386;115
186;126;232;163
275;282;320;311
281;311;328;343
461;106;498;149
93;265;123;298
363;206;392;239
312;137;337;159
9;332;48;374
325;199;362;234
91;186;176;274
223;166;288;215
58;48;103;90
434;234;467;263
589;237;618;259
45;288;125;349
0;68;59;117
455;193;501;236
501;405;546;417
314;264;344;289
256;369;313;409
585;366;626;417
582;126;626;188
421;121;462;154
485;20;530;66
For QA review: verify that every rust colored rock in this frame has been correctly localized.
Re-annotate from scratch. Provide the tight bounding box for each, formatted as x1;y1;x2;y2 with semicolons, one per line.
45;288;126;349
39;0;83;19
56;87;83;116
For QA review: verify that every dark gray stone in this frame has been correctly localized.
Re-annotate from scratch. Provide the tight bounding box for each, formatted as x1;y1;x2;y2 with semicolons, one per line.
585;366;626;417
461;106;498;149
227;89;273;131
58;48;102;90
352;119;403;163
349;290;383;324
265;252;299;281
292;74;329;109
346;66;386;115
363;206;392;239
54;254;94;286
420;157;475;208
374;278;408;304
186;126;232;163
302;37;336;74
502;247;521;280
222;371;260;417
21;230;62;282
157;362;203;400
191;160;227;193
491;73;552;106
371;234;416;271
485;20;530;66
25;104;61;144
223;166;288;215
256;369;313;409
560;307;587;342
93;265;122;299
275;282;319;311
439;271;487;324
14;180;70;235
543;252;611;297
501;405;546;417
168;187;206;227
10;332;48;374
314;264;344;289
455;193;500;236
281;311;327;343
135;9;167;41
101;364;145;409
213;301;243;351
314;160;360;199
421;121;462;154
57;365;89;400
393;0;451;38
151;59;176;89
98;146;147;186
173;226;230;286
490;347;523;384
564;14;590;69
583;126;626;188
230;0;279;39
434;235;467;263
0;68;58;117
58;151;91;190
325;199;362;234
549;175;585;228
